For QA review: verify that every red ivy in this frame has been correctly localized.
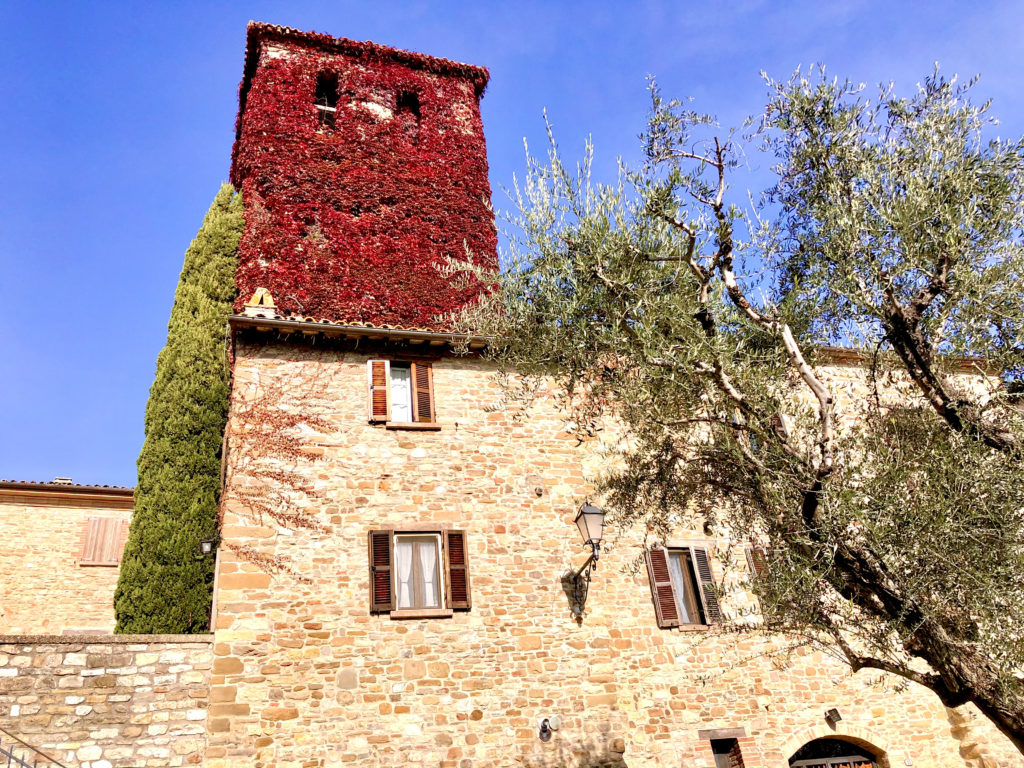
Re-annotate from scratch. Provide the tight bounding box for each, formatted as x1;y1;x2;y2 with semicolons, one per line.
230;33;497;330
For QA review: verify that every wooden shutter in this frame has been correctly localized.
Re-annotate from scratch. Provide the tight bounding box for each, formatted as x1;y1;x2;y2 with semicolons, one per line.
80;517;102;563
444;530;471;610
645;547;680;628
367;360;391;422
411;362;435;423
691;546;723;623
368;530;395;612
80;517;123;565
745;546;767;578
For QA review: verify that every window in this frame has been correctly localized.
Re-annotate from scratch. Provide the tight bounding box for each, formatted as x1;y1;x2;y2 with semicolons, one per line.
745;545;768;578
315;71;339;130
712;738;746;768
396;90;421;144
78;517;130;566
667;548;704;624
389;363;414;422
645;545;722;628
395;534;441;609
367;360;438;428
368;530;471;617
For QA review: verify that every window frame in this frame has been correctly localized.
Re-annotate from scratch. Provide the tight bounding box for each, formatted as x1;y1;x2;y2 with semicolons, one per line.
666;548;706;625
367;359;441;430
645;543;722;629
388;362;416;423
393;532;443;611
711;738;746;768
369;528;471;619
314;71;339;131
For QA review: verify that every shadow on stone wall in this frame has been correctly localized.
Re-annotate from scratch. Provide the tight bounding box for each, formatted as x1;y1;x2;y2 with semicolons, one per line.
520;723;628;768
944;705;1012;768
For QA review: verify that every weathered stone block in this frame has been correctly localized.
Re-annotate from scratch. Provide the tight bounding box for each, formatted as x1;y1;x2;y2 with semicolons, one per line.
261;706;299;721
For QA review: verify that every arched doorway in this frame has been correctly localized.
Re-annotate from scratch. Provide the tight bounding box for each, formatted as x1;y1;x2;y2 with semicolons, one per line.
789;737;879;768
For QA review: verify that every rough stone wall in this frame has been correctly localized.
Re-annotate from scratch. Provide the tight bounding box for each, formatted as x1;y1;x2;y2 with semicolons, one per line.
207;341;1021;768
0;498;129;634
0;635;212;767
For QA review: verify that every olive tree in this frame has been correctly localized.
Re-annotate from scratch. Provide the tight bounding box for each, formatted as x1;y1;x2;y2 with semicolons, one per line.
465;70;1024;751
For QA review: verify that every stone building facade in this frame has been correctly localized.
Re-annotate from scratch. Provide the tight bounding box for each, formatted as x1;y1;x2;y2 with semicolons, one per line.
0;480;133;635
205;337;1019;768
202;22;1022;768
0;20;1021;768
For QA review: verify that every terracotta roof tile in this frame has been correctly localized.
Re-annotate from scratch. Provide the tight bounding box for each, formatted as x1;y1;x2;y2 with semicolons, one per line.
0;479;134;493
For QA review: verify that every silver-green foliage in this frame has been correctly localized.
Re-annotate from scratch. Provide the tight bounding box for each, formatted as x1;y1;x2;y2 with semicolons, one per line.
465;70;1024;751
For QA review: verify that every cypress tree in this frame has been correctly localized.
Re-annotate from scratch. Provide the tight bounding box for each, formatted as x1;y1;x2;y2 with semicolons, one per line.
115;184;243;633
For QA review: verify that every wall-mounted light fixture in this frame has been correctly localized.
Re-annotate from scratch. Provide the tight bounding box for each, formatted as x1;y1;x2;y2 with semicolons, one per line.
538;715;561;742
198;538;217;557
569;504;605;619
824;708;842;726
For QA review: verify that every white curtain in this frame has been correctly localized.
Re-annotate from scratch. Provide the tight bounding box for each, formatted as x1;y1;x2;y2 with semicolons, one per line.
667;552;693;623
390;366;413;422
396;540;414;609
420;541;438;608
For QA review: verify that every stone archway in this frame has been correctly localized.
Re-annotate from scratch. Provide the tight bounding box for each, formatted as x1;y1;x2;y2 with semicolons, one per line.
790;737;879;767
782;726;891;768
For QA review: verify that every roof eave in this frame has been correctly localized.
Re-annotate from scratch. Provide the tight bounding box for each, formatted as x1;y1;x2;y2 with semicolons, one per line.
229;313;489;349
0;481;135;510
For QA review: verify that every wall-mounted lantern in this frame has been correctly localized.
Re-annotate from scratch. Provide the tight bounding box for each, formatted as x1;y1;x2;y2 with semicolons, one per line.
569;504;605;619
538;715;561;742
575;504;605;556
825;708;842;726
198;538;217;557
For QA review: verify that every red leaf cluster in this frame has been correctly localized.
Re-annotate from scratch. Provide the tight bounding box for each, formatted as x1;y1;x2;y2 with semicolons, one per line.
230;29;497;330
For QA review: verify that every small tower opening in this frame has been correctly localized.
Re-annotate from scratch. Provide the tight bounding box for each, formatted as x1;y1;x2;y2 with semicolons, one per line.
315;72;339;130
396;90;421;143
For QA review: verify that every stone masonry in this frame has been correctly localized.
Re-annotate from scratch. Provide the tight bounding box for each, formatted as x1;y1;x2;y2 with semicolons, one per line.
206;339;1021;768
0;635;212;767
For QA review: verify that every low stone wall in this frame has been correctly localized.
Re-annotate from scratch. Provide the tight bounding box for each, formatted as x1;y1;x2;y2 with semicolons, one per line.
0;634;213;767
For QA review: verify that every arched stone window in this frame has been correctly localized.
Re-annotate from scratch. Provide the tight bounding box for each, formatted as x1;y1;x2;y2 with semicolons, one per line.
789;737;879;768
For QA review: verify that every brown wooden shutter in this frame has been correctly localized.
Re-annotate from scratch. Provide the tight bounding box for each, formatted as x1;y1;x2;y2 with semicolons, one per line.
444;530;471;610
76;519;92;561
645;547;680;628
691;546;723;623
102;518;121;564
745;546;767;578
367;360;391;422
368;530;394;612
80;517;123;565
80;517;102;563
411;362;435;423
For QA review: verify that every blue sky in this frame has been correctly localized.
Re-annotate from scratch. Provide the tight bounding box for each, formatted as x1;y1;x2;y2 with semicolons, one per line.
2;0;1022;486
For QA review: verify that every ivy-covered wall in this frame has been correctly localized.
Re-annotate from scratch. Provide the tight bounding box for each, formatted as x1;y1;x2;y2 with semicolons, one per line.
230;25;498;330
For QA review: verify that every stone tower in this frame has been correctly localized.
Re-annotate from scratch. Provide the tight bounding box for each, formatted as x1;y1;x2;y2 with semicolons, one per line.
230;22;497;330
